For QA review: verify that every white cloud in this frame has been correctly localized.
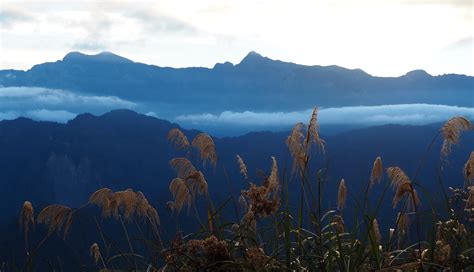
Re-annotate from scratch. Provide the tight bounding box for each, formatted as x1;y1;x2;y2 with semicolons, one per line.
175;104;474;126
26;109;76;123
0;87;136;108
0;0;471;76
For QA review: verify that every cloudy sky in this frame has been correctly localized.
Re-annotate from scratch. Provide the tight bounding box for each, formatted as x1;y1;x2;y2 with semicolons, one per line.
1;0;472;76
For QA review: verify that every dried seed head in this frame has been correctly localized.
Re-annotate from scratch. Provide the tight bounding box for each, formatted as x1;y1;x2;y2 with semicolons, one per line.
169;178;192;213
441;116;472;158
186;170;209;197
236;154;248;179
167;128;190;150
170;158;196;179
337;179;347;210
392;181;420;211
286;122;305;175
464;151;474;186
89;188;114;217
192;133;217;167
37;204;73;238
20;201;34;240
306;107;325;153
268;157;279;195
90;243;101;264
386;167;411;191
370;157;383;186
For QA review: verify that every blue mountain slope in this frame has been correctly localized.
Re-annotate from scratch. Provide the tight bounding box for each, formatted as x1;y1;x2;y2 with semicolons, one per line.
1;52;472;116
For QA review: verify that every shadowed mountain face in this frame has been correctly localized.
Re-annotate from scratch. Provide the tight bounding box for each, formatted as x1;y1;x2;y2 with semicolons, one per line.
0;110;471;223
0;51;472;119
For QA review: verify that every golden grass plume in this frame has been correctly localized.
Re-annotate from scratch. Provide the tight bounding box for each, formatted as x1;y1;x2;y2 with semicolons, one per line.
170;157;196;179
37;204;73;238
464;151;474;185
370;156;383;187
167;128;190;150
306;107;325;153
286;122;305;175
90;242;101;264
236;154;248;179
337;179;347;210
169;178;192;213
20;201;34;240
387;167;420;211
192;133;217;167
441;116;472;158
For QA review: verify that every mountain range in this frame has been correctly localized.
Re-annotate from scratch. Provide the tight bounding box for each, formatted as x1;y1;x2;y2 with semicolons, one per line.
1;51;472;118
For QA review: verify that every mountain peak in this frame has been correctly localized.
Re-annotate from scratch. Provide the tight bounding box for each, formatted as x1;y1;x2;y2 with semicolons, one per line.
238;51;268;65
62;51;133;64
403;69;432;79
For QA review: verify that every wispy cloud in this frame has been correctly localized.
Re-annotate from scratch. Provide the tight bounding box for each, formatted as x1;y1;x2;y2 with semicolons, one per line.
0;87;136;109
175;104;474;126
0;86;137;123
26;109;76;123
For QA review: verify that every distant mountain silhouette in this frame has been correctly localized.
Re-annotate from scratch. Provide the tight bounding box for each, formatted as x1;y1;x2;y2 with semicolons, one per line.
0;109;471;223
0;51;472;118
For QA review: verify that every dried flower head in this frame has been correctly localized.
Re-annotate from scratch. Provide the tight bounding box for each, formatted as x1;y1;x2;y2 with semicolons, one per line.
387;167;420;211
441;116;472;158
89;188;160;225
20;201;34;243
236;154;248;179
386;167;410;191
192;133;217;167
37;204;73;238
306;107;325;153
337;179;347;210
90;242;101;264
170;158;196;179
167;128;190;150
268;156;279;195
169;178;192;213
286;122;305;175
186;170;209;197
464;151;474;186
370;156;383;186
245;247;270;270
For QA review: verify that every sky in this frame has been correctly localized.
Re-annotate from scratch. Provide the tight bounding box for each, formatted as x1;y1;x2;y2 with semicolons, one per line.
0;0;472;76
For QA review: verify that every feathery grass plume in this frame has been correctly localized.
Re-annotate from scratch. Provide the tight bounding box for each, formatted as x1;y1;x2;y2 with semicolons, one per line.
236;154;248;179
110;189;140;221
286;122;305;175
186;170;209;197
192;133;217;167
20;201;34;242
372;218;381;244
268;156;279;195
169;178;192;213
37;204;73;237
387;167;420;211
305;107;325;152
386;167;410;191
167;128;190;150
337;179;347;210
464;151;474;186
392;180;420;211
136;191;160;227
441;116;472;158
90;242;102;264
370;156;383;187
170;158;196;178
89;188;114;217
